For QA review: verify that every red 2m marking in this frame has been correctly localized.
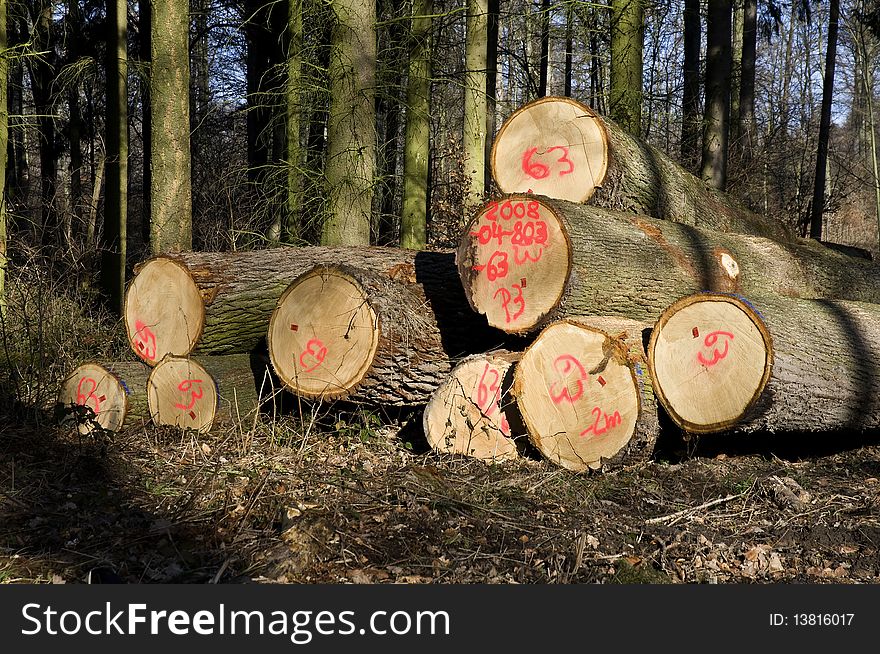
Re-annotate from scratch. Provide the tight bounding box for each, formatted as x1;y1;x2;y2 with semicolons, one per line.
493;284;525;323
580;407;622;437
134;320;157;361
76;377;101;414
522;146;575;179
298;338;328;373
549;354;587;404
174;379;204;411
697;330;734;367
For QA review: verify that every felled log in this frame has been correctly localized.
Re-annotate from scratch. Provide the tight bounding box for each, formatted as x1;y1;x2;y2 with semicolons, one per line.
648;293;880;434
57;362;145;434
512;317;658;472
267;263;510;406
57;355;265;433
457;195;880;333
123;246;476;364
422;351;522;462
490;96;790;240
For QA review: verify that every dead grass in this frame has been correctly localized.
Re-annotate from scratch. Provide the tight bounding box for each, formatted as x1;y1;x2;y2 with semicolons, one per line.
2;406;879;584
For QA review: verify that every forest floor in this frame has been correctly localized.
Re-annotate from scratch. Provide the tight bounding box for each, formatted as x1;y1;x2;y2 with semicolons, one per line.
2;405;880;585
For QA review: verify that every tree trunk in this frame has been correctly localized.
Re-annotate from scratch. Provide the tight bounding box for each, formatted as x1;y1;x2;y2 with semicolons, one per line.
463;0;488;214
321;0;376;245
101;0;128;315
401;0;431;249
139;0;151;246
423;351;521;462
456;196;880;334
700;0;732;190
730;0;743;144
150;0;192;252
267;260;511;406
538;0;550;97
737;0;757;159
284;0;304;243
490;97;790;240
649;292;880;435
609;0;644;135
564;3;573;97
29;1;57;244
809;0;840;240
485;0;498;190
244;0;272;184
512;316;658;471
0;0;7;316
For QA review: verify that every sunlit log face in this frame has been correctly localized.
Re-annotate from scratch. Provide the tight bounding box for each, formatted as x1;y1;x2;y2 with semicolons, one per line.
491;97;608;203
649;294;773;433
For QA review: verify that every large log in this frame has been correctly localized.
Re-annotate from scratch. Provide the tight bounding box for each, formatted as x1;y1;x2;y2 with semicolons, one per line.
457;195;880;333
123;246;476;364
267;263;511;406
648;292;880;435
512;317;658;472
490;96;790;240
422;351;522;463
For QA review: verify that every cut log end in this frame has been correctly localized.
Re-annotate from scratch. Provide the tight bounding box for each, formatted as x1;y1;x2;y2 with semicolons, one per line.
490;97;609;203
513;321;641;472
124;257;205;365
457;195;571;333
423;353;520;462
147;356;218;432
268;267;379;400
648;294;773;433
57;363;129;434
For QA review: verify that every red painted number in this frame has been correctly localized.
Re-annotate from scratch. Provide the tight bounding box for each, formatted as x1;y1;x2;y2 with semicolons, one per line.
493;284;525;323
134;320;157;361
76;377;101;414
522;146;575;179
697;330;734;367
298;338;328;373
513;246;544;266
174;379;204;411
580;407;622;438
484;250;509;281
549;354;587;404
476;363;501;415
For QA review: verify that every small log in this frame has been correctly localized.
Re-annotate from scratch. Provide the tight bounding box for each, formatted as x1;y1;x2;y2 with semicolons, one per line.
512;318;658;472
123;247;481;364
457;195;880;334
422;351;521;462
490;96;790;240
648;294;774;433
57;363;139;434
147;356;219;431
267;264;509;406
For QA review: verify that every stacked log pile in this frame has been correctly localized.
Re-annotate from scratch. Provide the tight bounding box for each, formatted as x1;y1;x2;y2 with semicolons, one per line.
56;96;880;472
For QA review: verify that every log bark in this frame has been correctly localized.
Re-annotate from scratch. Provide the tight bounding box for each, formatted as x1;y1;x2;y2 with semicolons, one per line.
422;351;522;462
648;293;880;435
457;195;880;333
124;246;482;363
512;317;658;471
57;355;266;433
489;96;790;240
267;262;511;406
